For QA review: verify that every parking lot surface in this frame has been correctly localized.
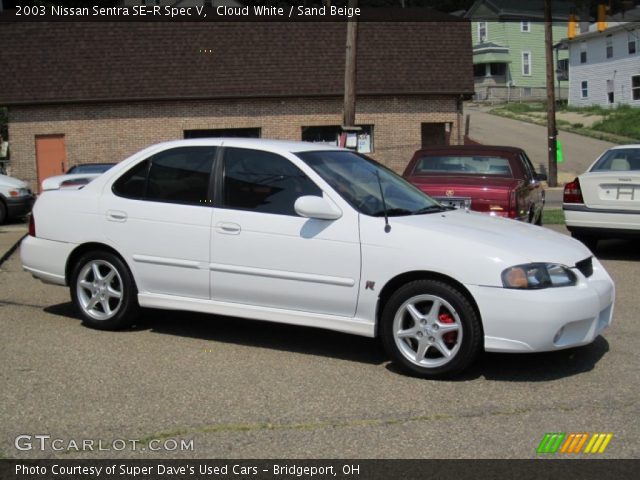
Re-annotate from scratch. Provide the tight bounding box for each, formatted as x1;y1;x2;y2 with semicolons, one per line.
1;225;638;459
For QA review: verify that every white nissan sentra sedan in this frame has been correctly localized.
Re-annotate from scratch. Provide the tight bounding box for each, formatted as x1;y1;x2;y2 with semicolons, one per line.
21;139;615;378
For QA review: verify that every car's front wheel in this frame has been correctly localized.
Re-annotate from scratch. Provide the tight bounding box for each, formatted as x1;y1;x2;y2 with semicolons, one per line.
70;251;139;330
381;280;482;379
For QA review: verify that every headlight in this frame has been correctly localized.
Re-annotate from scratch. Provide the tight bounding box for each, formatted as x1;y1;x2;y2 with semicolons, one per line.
9;188;31;197
502;263;577;289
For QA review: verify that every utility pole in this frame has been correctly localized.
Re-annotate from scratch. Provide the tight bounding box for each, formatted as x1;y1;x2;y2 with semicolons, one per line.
544;0;558;187
343;0;358;129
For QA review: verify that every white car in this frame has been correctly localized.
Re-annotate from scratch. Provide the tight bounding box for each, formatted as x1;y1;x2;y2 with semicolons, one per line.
21;139;615;378
0;173;35;224
564;145;640;250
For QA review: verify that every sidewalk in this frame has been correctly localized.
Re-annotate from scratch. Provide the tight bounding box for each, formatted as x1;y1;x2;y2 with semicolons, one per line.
0;223;27;265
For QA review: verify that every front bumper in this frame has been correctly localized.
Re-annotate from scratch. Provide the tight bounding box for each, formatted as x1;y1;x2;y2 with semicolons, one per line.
467;257;615;352
6;195;35;219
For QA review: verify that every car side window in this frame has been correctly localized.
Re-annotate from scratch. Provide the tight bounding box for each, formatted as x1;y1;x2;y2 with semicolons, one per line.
222;148;322;216
113;147;217;205
520;153;536;181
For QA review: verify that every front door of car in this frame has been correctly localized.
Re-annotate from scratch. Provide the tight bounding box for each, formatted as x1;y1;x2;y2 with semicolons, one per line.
520;152;544;221
103;146;217;299
210;147;361;317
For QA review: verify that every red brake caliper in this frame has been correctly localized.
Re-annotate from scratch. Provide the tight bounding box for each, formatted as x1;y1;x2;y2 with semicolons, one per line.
438;313;457;348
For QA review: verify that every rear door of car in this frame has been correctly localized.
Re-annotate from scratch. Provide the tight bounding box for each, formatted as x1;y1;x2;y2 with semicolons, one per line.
210;146;361;317
102;146;217;299
518;152;544;221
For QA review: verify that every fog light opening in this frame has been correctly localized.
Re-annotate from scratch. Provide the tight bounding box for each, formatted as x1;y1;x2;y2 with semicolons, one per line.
553;326;565;344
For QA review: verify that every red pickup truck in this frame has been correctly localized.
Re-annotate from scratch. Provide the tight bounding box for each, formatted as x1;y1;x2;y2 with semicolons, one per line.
403;145;546;224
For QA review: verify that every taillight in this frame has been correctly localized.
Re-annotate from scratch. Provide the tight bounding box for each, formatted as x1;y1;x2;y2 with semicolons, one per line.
563;178;584;204
28;214;36;237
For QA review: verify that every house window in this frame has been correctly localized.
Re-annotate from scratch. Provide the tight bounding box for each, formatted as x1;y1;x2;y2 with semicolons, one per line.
522;51;531;76
478;22;488;42
580;42;587;63
557;58;569;81
521;21;530;32
581;81;588;98
606;35;613;58
629;33;637;55
633;75;640;100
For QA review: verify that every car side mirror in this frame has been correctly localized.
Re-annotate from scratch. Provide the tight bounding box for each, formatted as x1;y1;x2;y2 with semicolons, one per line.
535;173;548;182
294;195;342;220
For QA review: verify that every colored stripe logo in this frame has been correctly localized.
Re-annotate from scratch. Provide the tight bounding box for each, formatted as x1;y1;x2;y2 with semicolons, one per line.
537;433;613;454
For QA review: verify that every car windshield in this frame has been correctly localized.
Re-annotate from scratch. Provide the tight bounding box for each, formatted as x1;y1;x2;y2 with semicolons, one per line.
67;164;114;174
296;150;442;216
591;148;640;172
414;155;513;177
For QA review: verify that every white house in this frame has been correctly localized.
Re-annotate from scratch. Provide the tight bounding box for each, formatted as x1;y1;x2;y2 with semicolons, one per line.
565;17;640;107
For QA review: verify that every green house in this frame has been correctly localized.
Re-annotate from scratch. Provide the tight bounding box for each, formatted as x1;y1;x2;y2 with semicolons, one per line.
466;0;571;101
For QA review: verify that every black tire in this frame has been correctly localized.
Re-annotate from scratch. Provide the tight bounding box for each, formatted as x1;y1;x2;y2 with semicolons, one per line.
380;279;483;379
571;233;599;252
70;250;139;330
0;200;7;225
535;209;543;226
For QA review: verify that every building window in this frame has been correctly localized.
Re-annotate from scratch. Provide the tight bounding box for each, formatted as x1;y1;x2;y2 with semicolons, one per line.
301;125;374;153
606;35;613;58
629;33;637;55
580;42;587;63
522;51;531;76
183;128;261;139
478;22;487;42
557;58;569;81
521;21;530;32
633;75;640;100
581;80;588;98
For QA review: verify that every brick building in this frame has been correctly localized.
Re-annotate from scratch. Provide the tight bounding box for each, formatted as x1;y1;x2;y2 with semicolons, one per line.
0;21;473;188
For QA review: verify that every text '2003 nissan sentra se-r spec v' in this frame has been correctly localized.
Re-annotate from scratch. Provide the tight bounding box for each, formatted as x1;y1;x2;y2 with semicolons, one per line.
21;139;615;378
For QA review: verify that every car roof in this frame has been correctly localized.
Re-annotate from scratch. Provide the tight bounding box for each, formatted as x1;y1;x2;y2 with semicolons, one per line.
608;144;640;150
150;138;345;154
414;145;525;155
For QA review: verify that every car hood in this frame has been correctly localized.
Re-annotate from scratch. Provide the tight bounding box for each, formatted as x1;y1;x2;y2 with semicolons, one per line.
0;173;28;189
367;209;591;269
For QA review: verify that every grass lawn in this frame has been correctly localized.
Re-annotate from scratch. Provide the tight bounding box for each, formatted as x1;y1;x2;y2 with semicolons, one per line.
490;103;640;143
543;208;565;225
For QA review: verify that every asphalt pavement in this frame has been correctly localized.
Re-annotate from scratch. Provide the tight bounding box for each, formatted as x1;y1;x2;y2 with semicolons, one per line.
0;225;638;459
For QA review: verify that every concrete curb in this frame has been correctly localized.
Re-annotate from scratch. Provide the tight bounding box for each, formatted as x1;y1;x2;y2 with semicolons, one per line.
0;233;26;268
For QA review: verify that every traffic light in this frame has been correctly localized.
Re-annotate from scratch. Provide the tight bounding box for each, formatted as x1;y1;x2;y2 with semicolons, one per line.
568;13;577;39
597;4;608;32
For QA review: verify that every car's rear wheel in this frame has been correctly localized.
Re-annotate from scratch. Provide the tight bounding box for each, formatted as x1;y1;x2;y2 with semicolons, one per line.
70;251;139;330
380;279;482;379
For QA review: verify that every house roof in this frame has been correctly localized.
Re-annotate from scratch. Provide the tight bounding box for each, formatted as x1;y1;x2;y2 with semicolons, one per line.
466;0;573;20
0;21;474;106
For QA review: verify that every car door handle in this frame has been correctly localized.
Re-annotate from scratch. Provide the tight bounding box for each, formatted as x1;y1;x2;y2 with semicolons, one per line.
107;210;127;222
215;222;241;235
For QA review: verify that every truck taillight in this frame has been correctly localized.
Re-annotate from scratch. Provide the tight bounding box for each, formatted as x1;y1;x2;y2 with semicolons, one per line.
563;178;584;204
28;214;36;237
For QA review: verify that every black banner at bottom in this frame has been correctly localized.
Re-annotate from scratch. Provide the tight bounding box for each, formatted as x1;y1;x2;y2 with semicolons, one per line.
1;459;638;480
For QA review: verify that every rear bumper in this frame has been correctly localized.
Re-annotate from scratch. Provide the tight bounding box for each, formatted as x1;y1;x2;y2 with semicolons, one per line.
564;204;640;236
20;235;76;286
467;257;615;352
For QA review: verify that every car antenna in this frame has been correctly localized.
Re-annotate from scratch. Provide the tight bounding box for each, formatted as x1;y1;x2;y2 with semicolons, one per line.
375;170;391;233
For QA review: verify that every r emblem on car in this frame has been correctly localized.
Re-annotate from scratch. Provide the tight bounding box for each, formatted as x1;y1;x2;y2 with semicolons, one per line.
365;281;375;291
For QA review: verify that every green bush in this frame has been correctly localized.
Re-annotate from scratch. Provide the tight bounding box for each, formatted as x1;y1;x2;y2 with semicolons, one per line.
592;105;640;140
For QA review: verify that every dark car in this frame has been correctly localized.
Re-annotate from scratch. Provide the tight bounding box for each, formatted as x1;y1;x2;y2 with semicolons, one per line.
403;145;546;224
66;163;116;174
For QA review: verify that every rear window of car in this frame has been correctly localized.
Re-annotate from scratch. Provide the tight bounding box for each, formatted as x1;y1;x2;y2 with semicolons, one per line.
591;148;640;172
413;155;513;177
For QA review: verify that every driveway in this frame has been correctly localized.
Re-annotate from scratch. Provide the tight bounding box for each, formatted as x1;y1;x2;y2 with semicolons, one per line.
466;105;616;184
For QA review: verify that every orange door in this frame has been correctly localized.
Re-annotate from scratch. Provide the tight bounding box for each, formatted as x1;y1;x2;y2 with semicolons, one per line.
35;134;67;192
